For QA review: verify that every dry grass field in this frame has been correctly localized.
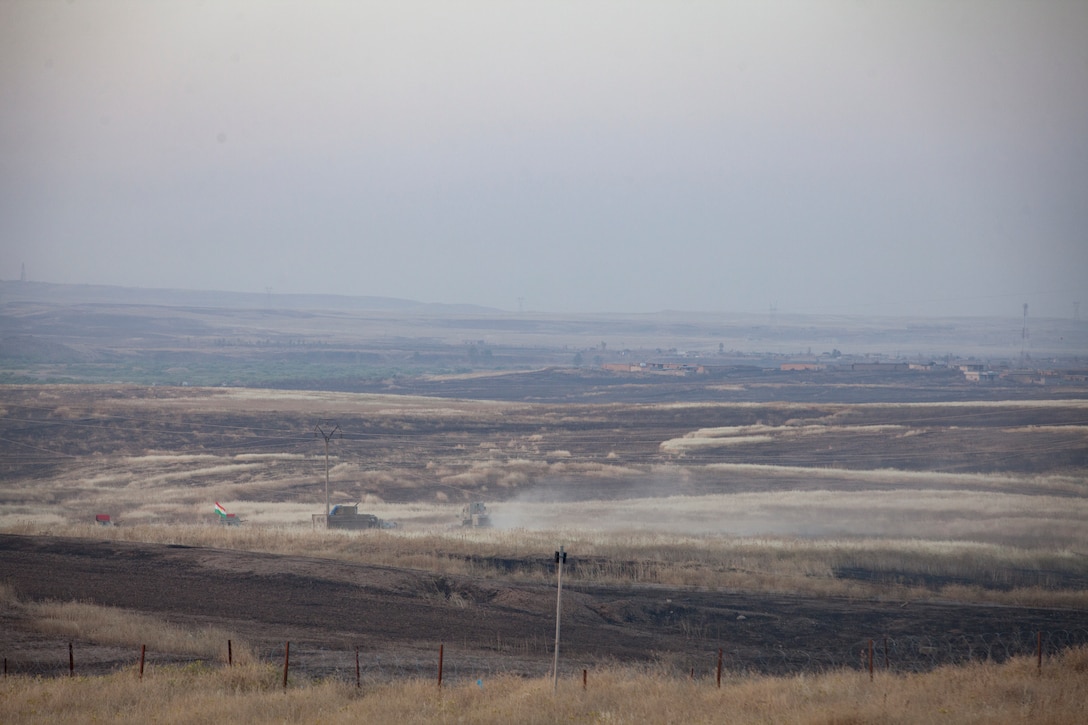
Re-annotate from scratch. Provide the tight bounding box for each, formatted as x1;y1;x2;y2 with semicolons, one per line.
2;581;1087;724
2;289;1087;721
2;648;1086;724
3;385;1086;665
2;383;1086;598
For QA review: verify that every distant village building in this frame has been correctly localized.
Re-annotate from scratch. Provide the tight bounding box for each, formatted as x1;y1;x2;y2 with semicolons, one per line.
1002;371;1039;384
954;362;993;382
601;362;704;375
602;363;640;373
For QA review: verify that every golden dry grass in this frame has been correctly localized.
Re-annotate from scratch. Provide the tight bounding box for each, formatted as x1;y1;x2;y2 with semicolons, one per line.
1;648;1086;724
1;586;256;664
25;602;255;663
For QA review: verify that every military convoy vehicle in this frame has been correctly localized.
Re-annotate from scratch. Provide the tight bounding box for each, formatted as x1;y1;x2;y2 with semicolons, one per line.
460;501;492;527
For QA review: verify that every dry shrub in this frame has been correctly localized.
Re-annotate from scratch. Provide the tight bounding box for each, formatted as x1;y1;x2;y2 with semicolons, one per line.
217;662;284;693
1060;644;1088;673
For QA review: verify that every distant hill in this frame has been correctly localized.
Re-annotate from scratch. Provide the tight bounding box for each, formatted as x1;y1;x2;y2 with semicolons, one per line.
1;280;1084;364
0;281;499;314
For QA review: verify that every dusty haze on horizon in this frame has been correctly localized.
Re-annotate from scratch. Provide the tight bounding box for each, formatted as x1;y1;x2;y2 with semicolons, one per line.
2;1;1086;318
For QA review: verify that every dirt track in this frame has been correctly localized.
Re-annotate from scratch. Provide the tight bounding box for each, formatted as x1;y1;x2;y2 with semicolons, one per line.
3;534;1085;681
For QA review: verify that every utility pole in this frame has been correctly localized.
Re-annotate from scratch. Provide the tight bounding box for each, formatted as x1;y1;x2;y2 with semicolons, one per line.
552;545;566;692
314;422;341;518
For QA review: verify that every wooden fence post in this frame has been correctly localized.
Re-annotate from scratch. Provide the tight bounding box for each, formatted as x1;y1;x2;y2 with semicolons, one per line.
139;645;146;680
716;648;723;688
1037;631;1043;674
868;639;874;681
282;641;290;691
228;639;232;667
437;644;444;688
582;668;587;690
69;642;74;677
356;646;361;689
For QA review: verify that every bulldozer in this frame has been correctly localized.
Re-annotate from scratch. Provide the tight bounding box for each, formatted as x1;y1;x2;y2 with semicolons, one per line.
460;501;492;528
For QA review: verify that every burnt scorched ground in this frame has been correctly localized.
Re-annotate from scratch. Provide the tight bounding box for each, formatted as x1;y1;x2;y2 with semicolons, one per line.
2;535;1086;682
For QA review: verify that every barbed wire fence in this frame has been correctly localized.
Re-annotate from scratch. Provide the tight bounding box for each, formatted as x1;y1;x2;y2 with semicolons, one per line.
4;628;1088;683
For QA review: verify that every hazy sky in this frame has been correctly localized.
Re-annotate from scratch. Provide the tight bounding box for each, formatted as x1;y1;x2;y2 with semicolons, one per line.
2;1;1086;317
